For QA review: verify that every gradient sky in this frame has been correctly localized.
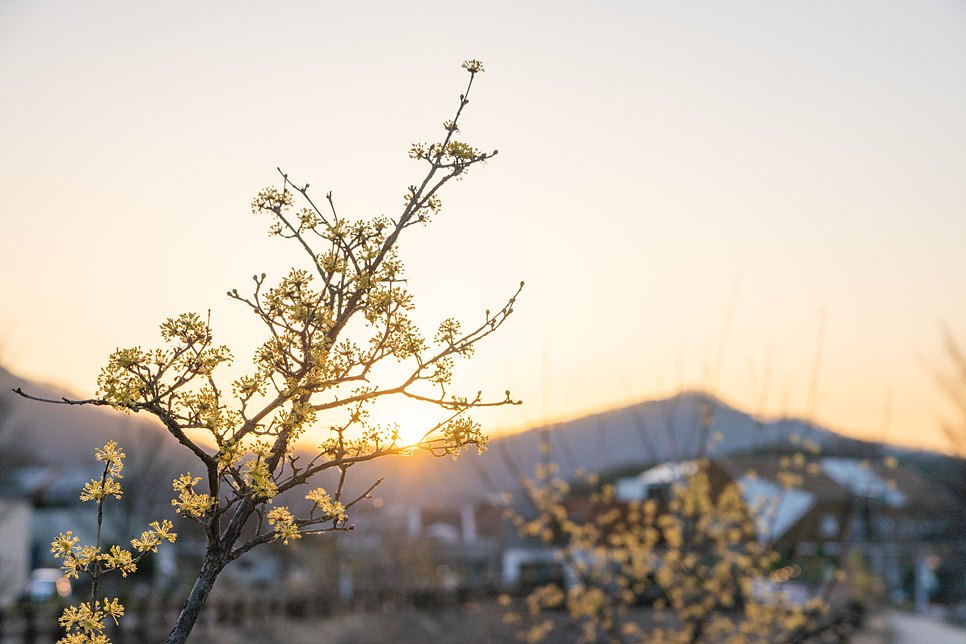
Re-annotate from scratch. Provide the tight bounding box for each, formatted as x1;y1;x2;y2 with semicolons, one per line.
1;1;964;452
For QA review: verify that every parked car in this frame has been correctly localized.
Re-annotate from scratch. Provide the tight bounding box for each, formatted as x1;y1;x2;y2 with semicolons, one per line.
25;568;70;602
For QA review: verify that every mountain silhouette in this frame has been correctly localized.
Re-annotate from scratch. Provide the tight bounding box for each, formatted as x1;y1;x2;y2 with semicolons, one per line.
336;391;896;506
3;367;949;509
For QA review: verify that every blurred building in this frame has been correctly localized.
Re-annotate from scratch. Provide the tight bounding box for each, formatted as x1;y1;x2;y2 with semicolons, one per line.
612;455;966;604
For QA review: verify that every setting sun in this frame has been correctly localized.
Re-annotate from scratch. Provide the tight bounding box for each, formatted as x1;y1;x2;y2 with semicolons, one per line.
387;410;444;449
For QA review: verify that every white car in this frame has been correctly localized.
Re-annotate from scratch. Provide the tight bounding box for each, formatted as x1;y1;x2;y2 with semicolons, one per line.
26;568;71;602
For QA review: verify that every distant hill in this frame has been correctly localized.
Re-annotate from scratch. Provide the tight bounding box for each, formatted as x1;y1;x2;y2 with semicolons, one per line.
4;367;960;510
0;365;174;466
333;391;926;506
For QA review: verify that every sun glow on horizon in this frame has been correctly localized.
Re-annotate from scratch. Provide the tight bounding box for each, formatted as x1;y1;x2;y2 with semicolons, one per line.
388;409;448;449
289;403;453;452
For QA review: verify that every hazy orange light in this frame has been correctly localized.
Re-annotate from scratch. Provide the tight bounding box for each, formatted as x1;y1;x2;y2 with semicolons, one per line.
55;576;71;597
390;410;441;448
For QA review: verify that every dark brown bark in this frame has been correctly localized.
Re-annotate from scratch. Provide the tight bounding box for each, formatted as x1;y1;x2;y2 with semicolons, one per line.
165;556;225;644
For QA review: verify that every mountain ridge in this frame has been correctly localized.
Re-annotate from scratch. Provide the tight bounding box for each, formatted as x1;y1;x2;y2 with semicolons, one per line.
2;366;954;507
332;390;920;506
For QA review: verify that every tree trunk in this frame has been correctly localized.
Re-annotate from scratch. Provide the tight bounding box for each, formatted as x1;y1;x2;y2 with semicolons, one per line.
166;556;224;644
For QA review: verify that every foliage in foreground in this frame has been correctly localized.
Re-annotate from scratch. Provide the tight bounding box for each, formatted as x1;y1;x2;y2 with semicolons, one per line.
20;60;519;644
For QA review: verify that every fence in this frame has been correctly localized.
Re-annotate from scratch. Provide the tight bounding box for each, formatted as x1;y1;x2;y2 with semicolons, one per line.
0;584;867;644
0;580;477;644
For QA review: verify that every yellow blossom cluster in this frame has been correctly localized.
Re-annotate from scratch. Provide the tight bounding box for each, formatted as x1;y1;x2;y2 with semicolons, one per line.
79;442;126;502
242;458;278;500
57;598;124;644
79;477;122;502
504;461;827;644
268;506;301;544
305;487;346;521
52;444;177;644
171;473;215;517
96;442;124;477
130;520;177;553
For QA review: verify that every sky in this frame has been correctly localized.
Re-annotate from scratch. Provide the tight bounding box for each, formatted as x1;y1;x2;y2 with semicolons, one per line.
0;1;964;453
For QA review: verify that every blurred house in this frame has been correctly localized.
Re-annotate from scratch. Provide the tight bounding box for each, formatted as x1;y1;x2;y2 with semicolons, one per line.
0;465;101;604
0;496;32;606
0;464;180;603
298;498;510;608
612;454;966;603
402;501;506;595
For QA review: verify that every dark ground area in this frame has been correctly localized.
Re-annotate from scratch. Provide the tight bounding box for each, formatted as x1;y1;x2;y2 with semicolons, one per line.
185;602;903;644
185;601;516;644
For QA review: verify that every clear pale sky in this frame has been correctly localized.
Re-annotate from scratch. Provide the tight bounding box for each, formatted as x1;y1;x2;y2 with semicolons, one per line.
1;1;964;453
